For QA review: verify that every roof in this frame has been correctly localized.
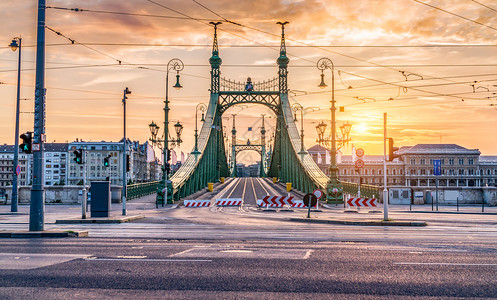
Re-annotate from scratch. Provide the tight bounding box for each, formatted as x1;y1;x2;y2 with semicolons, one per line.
401;144;480;155
44;143;69;152
307;144;329;153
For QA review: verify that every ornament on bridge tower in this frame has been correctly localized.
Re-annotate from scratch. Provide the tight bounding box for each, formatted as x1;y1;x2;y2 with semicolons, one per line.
245;77;253;92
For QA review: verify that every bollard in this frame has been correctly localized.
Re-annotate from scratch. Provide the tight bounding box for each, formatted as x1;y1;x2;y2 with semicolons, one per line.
208;182;214;192
286;182;292;192
273;177;278;184
220;177;225;184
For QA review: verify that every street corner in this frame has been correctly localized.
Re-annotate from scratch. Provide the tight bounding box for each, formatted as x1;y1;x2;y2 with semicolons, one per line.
55;214;145;224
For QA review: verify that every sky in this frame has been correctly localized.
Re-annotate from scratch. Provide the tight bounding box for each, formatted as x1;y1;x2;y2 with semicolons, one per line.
0;0;496;164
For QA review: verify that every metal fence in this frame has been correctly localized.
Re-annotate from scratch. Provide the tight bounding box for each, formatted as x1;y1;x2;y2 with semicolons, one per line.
341;181;382;199
126;181;160;200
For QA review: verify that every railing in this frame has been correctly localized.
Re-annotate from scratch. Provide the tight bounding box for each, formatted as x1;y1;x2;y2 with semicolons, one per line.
341;181;382;199
220;77;278;92
126;181;160;200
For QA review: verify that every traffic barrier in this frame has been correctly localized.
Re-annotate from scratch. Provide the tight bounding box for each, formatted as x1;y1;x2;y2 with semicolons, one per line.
184;200;211;207
215;198;243;206
347;197;377;207
291;199;317;208
258;195;294;207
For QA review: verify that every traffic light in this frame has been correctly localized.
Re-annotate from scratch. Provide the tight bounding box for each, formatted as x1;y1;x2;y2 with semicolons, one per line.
388;138;400;161
126;154;130;172
19;132;32;154
73;149;83;164
103;155;110;167
165;163;171;173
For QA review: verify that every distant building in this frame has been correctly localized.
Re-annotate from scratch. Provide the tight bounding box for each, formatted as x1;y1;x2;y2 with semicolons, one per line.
309;143;497;202
43;143;69;186
0;144;32;187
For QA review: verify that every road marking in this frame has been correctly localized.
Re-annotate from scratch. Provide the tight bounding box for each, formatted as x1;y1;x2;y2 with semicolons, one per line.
303;250;313;259
395;262;497;266
0;253;90;270
250;178;257;204
84;258;212;262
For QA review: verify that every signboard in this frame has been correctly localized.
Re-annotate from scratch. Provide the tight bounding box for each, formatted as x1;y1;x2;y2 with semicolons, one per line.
313;189;323;199
433;159;441;176
356;148;364;157
303;193;317;208
16;165;20;176
32;144;40;151
354;159;364;168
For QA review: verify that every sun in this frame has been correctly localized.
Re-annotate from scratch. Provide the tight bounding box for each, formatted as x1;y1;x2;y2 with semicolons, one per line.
354;124;369;135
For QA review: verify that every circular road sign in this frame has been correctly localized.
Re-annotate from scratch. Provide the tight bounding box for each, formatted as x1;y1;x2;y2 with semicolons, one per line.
303;193;318;207
332;187;339;194
16;165;20;176
356;148;365;157
355;158;365;168
313;189;323;199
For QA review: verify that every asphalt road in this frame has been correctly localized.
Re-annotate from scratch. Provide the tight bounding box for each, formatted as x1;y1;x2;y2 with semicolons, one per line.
0;238;496;299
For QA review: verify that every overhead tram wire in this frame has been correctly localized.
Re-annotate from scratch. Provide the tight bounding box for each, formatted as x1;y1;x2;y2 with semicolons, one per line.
45;5;220;22
43;1;495;106
471;0;497;13
412;0;497;32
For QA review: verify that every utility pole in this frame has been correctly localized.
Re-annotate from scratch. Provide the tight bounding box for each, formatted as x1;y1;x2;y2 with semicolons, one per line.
82;147;87;219
29;0;46;231
383;113;389;220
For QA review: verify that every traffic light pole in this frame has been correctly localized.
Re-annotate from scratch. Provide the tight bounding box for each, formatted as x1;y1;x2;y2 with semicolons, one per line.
11;37;21;213
122;88;131;215
29;0;46;231
82;148;87;219
383;112;389;221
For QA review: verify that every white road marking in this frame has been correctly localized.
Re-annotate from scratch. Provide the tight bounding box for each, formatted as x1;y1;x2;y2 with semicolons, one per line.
395;262;497;266
84;258;212;262
0;253;90;270
303;250;313;259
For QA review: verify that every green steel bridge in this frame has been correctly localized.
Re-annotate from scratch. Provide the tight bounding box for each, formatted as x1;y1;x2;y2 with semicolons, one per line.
166;22;380;203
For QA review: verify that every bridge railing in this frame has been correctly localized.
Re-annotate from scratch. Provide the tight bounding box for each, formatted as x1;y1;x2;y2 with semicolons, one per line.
127;181;160;200
341;181;383;199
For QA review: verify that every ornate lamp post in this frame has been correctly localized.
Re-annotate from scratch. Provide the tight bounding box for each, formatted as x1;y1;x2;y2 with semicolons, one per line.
148;58;184;205
192;103;207;155
291;103;306;155
9;37;21;213
317;57;352;203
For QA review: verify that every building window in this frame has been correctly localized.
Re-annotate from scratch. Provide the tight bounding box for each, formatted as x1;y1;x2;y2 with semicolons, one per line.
410;159;415;165
458;158;464;165
441;159;445;165
449;159;454;165
420;169;426;175
420;159;426;165
458;169;464;175
469;169;474;175
468;159;474;165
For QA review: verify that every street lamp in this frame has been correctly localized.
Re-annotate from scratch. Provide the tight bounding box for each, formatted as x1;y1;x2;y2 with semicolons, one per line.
122;87;131;215
148;58;184;206
292;103;306;155
192;103;207;155
316;57;350;203
9;37;21;213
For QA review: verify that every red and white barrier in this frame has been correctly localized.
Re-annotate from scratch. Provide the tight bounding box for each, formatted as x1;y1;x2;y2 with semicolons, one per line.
347;197;377;207
291;200;317;208
184;200;211;207
215;198;243;206
258;195;294;207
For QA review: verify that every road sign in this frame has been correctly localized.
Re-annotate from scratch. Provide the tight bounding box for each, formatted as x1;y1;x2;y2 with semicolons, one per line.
356;148;364;157
313;189;323;199
433;159;441;176
32;143;40;151
16;165;20;176
347;197;377;207
355;159;364;168
303;193;317;208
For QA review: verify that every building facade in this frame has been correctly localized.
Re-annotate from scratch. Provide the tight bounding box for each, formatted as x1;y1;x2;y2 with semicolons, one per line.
0;145;31;187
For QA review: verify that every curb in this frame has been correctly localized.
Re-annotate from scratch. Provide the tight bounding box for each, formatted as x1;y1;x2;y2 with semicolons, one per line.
289;217;427;227
0;230;89;238
55;215;144;224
